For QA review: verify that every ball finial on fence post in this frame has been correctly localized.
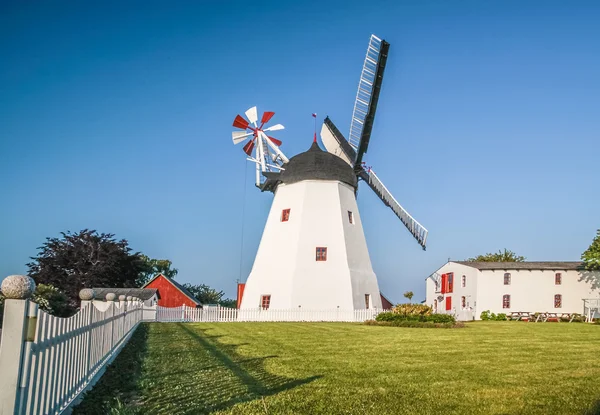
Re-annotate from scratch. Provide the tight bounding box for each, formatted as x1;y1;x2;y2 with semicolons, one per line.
105;293;116;302
79;288;95;301
1;275;36;299
79;288;95;309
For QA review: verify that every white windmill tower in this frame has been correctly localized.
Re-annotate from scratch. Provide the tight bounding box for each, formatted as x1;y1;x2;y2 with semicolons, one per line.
232;35;428;312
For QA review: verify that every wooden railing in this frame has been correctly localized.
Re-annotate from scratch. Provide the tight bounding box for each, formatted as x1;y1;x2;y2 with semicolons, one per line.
0;276;144;414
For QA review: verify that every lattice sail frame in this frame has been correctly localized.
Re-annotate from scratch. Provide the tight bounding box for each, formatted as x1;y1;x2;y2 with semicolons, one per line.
364;169;428;249
348;35;383;153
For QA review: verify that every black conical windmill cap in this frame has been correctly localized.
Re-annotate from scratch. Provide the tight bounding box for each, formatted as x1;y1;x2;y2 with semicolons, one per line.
277;139;357;189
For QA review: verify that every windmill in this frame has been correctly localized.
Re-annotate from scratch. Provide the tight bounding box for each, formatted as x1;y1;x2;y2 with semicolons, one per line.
232;34;428;312
320;34;428;249
231;106;288;187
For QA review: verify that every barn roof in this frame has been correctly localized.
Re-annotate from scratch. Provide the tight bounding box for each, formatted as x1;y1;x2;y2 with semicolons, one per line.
92;287;159;301
142;274;202;306
452;261;584;271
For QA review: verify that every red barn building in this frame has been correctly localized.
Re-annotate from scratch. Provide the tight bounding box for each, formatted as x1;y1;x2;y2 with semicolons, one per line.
143;274;202;308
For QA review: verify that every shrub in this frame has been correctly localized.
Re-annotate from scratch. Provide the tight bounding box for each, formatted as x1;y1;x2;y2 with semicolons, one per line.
425;314;456;324
33;284;72;317
495;313;507;321
480;310;492;320
391;303;432;317
365;319;463;329
376;312;455;324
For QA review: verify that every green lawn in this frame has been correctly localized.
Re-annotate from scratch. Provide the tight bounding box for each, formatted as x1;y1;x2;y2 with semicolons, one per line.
74;322;600;415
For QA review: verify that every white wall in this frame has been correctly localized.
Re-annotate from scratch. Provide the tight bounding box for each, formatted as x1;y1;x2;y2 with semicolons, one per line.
241;179;381;310
425;262;479;320
476;269;600;315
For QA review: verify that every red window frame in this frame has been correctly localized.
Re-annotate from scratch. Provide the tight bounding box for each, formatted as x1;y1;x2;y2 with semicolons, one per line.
281;209;291;222
447;273;454;293
504;273;511;285
261;295;271;310
462;275;466;287
555;273;562;285
445;296;452;311
554;294;562;308
316;247;327;261
503;294;510;309
348;211;354;224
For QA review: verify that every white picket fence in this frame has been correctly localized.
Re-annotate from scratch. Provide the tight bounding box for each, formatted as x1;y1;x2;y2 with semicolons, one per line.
0;294;143;415
156;305;383;323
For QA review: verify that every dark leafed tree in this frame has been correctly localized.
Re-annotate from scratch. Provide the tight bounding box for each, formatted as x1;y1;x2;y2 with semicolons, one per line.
181;283;227;305
466;249;525;262
403;291;414;302
580;230;600;289
136;255;178;286
27;230;146;308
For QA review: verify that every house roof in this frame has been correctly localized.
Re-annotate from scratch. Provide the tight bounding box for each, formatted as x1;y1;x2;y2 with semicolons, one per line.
142;274;202;306
453;261;584;271
92;287;159;301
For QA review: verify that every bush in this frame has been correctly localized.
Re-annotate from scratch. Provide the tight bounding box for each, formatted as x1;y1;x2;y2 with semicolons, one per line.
365;319;464;329
376;312;455;324
391;303;432;317
480;311;510;321
33;284;72;317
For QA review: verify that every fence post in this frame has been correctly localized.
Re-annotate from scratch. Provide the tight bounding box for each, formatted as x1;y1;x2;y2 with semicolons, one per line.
80;289;95;382
106;293;116;351
0;275;37;415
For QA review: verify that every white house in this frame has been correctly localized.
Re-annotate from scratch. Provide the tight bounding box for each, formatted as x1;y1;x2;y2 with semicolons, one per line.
425;261;600;320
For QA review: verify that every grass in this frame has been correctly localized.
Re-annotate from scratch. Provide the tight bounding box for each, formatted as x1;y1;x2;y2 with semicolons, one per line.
74;322;600;415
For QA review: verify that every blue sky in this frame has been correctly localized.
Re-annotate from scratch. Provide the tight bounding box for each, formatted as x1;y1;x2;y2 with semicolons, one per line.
1;1;599;302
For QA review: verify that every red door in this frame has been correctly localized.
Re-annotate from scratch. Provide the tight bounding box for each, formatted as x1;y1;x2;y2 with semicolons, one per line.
445;296;452;311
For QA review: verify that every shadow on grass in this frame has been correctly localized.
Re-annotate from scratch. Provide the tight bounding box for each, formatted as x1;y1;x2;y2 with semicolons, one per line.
72;323;150;415
585;401;600;415
74;323;320;414
140;323;321;414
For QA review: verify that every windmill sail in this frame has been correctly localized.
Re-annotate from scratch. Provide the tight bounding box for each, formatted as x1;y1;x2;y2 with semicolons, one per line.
360;169;428;249
349;35;390;170
321;116;356;165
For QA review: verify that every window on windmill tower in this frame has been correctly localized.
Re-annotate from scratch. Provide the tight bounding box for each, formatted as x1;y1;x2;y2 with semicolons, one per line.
503;294;510;309
462;275;466;287
461;296;466;308
316;247;327;261
260;295;271;310
504;273;511;285
348;211;354;224
555;273;562;285
365;294;371;309
554;294;562;308
281;209;291;222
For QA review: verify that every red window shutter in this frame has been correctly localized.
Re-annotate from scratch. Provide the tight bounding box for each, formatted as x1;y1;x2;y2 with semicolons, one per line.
445;296;452;311
441;274;447;294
